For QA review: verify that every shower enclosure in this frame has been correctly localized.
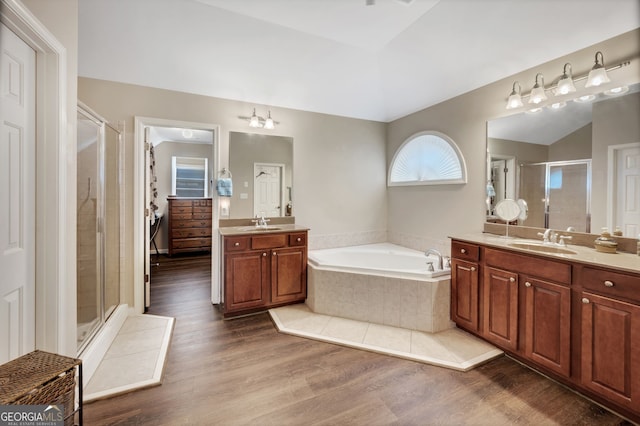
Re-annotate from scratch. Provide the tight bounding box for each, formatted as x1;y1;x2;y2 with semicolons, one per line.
519;159;591;233
76;103;122;352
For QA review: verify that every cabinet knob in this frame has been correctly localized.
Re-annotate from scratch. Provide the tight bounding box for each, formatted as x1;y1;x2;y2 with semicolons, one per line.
262;252;267;257
582;297;590;304
604;280;614;287
460;248;467;254
234;242;240;247
525;282;531;287
509;277;516;283
296;237;302;242
470;266;476;272
273;252;277;256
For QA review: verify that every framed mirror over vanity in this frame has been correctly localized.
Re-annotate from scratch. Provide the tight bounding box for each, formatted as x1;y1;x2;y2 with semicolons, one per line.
486;82;639;237
227;132;294;220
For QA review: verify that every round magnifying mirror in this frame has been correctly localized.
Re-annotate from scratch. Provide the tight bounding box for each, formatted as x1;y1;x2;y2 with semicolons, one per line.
495;199;521;222
517;199;528;221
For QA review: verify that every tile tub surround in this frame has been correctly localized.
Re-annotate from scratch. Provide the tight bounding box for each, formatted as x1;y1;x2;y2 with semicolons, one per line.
306;265;454;333
269;304;502;371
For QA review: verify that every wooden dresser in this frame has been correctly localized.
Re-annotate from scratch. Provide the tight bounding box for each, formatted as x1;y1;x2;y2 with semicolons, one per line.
167;197;212;256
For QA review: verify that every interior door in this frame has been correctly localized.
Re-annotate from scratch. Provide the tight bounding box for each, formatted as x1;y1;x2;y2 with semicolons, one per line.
614;144;640;237
0;22;36;363
254;163;283;217
144;127;152;309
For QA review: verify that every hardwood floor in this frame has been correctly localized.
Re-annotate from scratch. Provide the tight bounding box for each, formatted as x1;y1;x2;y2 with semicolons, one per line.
84;253;630;425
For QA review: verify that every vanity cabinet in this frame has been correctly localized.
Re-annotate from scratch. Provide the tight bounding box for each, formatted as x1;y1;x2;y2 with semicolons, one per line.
222;230;307;317
579;266;640;413
450;238;639;422
482;267;519;351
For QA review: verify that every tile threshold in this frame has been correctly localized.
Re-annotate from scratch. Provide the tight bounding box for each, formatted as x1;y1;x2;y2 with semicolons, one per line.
269;305;503;372
83;314;175;402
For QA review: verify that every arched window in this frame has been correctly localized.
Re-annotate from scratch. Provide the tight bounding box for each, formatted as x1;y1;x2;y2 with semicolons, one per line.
388;131;467;186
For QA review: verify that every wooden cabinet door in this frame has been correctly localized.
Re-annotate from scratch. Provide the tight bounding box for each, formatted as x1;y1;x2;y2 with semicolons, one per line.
524;277;571;377
451;259;479;332
483;267;519;350
271;247;307;304
225;251;269;312
581;291;640;412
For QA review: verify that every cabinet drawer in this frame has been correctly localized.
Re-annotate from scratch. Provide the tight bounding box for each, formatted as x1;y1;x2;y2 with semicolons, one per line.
289;233;306;246
193;199;212;207
172;213;193;220
581;266;640;303
172;228;211;238
191;212;211;220
171;206;192;214
173;238;211;249
225;236;250;251
451;241;479;262
172;219;211;229
193;206;211;214
170;199;194;207
484;248;571;285
251;234;288;250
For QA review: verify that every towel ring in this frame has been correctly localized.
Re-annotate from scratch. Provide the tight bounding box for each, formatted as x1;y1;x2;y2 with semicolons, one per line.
219;168;232;178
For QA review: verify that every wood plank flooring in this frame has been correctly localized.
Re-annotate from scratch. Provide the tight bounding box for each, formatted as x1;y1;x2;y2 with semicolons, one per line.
84;253;630;425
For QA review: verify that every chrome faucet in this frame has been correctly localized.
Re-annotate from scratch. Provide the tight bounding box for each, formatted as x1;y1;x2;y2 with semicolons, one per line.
425;248;443;270
537;229;557;243
252;215;270;228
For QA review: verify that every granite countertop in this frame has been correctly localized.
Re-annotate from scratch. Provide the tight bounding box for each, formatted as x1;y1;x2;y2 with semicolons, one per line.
450;233;640;275
219;224;310;236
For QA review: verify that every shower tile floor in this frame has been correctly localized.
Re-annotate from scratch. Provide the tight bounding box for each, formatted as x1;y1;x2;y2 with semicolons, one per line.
269;304;503;371
84;314;174;402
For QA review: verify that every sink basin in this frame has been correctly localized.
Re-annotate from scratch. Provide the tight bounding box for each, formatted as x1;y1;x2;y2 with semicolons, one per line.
238;226;282;232
508;241;577;255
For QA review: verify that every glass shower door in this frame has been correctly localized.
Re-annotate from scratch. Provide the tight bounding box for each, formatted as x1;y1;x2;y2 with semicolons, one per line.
76;105;122;352
76;109;102;349
548;161;591;233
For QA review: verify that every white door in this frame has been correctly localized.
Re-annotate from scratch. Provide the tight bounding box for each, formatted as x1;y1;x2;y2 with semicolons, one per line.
254;163;283;217
0;23;36;363
615;144;640;237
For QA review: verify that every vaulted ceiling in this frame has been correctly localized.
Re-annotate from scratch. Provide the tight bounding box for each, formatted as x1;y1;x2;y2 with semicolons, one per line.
78;0;640;122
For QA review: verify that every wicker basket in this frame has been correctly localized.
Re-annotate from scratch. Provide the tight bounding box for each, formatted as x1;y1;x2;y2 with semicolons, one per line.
0;350;82;426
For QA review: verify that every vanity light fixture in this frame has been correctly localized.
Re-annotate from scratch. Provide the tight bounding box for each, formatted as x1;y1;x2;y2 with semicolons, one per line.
263;111;275;130
585;51;611;88
249;108;261;128
506;81;523;109
240;108;279;130
504;51;630;110
555;63;576;95
548;101;567;110
528;73;547;104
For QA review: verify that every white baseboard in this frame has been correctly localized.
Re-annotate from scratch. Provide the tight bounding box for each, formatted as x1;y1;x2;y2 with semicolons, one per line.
78;304;128;388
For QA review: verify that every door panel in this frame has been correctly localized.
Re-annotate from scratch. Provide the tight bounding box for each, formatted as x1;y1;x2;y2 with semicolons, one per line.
0;23;36;363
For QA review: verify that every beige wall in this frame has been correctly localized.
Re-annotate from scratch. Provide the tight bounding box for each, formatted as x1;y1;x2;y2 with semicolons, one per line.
548;124;593;162
78;78;388;304
387;28;640;254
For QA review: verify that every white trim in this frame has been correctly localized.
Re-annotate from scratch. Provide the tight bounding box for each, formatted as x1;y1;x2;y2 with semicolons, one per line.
1;0;71;355
134;117;222;313
607;142;640;233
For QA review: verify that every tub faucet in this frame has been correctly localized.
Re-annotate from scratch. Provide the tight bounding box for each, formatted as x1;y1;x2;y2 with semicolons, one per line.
424;248;443;270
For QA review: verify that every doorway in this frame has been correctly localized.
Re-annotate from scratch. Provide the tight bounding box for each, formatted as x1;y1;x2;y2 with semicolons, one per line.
133;117;221;314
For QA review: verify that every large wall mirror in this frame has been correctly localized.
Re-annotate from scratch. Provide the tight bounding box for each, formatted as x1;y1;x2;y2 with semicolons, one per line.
486;83;640;237
228;132;293;219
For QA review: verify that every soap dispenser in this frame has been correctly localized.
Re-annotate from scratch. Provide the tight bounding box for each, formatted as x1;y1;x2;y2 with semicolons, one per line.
594;227;618;254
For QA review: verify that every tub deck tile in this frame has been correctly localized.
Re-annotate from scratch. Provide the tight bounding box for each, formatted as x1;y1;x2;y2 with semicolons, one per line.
269;304;503;372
